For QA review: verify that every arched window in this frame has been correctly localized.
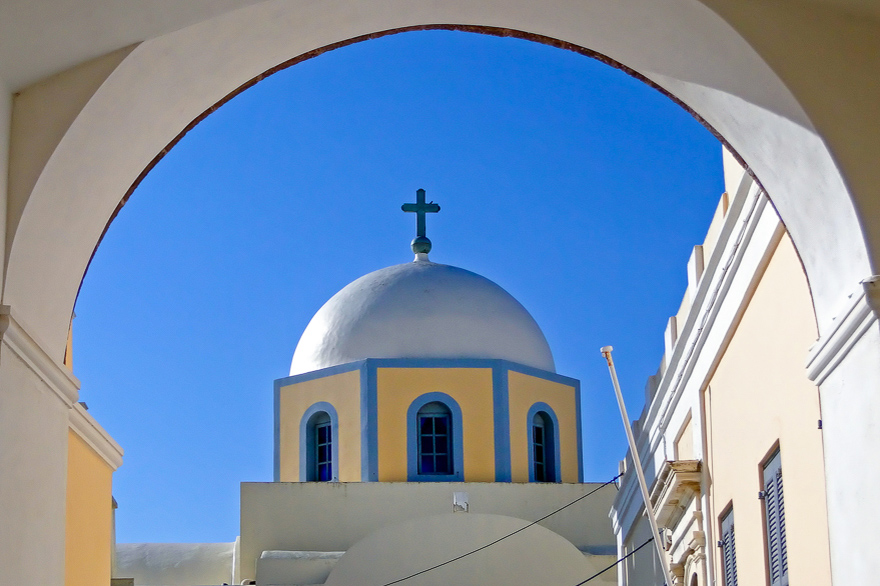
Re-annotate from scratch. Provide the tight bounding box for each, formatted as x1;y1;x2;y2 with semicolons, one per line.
418;402;452;475
406;393;464;481
299;402;339;482
309;411;333;481
528;403;560;483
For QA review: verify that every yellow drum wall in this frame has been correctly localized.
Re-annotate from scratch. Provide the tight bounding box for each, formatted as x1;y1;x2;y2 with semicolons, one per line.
508;372;578;483
375;368;495;482
278;370;362;482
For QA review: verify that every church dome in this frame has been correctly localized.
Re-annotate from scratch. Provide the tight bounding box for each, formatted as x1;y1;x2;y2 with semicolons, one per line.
290;257;555;375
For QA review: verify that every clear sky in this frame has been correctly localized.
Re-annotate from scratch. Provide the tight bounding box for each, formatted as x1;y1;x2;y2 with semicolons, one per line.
73;30;724;543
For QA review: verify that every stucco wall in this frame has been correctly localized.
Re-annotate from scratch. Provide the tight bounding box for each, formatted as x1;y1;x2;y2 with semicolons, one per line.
324;513;616;586
115;542;234;586
620;516;664;586
65;428;113;586
0;343;70;584
507;371;579;483
376;367;495;481
240;481;618;582
277;369;361;482
705;233;831;585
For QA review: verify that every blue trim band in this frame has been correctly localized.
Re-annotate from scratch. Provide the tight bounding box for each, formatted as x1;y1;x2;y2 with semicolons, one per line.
574;379;584;482
298;402;340;482
492;366;511;481
361;361;379;481
275;360;364;387
406;392;465;481
527;402;562;483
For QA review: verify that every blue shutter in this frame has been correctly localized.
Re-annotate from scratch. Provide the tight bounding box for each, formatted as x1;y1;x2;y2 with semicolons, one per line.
763;450;788;586
720;508;738;586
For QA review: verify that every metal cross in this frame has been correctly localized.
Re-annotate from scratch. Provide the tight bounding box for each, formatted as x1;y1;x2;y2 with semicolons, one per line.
401;189;440;239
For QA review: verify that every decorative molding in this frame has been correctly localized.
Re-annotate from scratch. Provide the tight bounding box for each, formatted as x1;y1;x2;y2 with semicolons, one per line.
651;460;702;529
0;305;79;407
806;279;880;385
69;402;123;470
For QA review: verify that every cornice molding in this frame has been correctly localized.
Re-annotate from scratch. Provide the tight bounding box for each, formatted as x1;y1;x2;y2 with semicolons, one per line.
69;402;123;470
806;279;880;385
0;305;79;406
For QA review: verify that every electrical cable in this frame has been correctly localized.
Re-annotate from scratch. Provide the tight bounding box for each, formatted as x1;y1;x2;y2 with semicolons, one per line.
572;537;656;585
381;473;623;585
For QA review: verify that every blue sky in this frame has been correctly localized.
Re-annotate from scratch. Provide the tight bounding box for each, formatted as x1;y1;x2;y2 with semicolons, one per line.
73;30;723;543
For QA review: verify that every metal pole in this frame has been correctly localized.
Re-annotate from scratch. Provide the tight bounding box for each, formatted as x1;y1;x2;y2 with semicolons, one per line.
601;345;674;586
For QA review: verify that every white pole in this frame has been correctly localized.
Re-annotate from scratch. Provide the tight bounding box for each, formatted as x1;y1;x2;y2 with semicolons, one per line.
601;346;674;586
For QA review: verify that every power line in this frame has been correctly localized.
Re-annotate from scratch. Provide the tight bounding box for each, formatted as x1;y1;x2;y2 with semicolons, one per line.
573;537;655;585
381;473;622;586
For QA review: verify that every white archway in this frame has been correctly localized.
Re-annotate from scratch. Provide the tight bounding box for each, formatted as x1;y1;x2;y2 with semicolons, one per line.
1;1;878;584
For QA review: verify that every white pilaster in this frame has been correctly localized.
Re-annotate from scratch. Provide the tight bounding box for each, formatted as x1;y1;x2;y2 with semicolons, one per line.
806;278;880;585
0;306;78;585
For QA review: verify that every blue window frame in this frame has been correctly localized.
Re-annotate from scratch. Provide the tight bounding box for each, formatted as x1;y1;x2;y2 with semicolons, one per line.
527;403;561;483
299;402;339;482
407;392;464;481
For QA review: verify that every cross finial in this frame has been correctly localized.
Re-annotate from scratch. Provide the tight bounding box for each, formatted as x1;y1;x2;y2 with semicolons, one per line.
401;188;440;256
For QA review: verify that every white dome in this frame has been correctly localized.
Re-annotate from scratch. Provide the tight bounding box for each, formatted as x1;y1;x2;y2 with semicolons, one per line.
290;258;555;375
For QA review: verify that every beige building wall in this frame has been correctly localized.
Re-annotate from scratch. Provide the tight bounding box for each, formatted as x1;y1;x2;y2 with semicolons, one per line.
65;428;114;586
705;233;831;585
277;370;362;482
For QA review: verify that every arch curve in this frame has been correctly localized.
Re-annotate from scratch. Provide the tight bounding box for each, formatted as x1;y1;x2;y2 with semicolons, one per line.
3;0;870;363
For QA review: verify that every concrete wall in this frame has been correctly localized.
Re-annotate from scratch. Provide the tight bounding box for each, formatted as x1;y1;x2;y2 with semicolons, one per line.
277;370;361;482
507;371;579;483
376;367;495;481
240;481;618;582
705;233;831;586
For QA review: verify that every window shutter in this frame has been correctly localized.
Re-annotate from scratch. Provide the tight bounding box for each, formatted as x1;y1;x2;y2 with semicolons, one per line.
720;508;738;586
763;450;788;586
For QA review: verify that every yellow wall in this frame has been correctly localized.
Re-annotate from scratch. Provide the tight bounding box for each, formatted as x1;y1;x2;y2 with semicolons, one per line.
508;371;579;483
376;368;495;482
65;429;113;586
278;370;362;482
705;234;831;586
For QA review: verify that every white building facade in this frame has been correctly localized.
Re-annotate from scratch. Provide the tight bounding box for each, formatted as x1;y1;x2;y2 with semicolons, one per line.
611;151;833;586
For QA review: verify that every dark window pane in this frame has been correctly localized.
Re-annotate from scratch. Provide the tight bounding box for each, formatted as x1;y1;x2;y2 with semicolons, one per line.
318;463;331;481
535;445;544;463
421;455;434;474
318;425;329;443
434;416;448;435
422;436;435;455
534;427;544;444
317;445;328;462
436;455;450;474
420;417;433;434
435;435;448;455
